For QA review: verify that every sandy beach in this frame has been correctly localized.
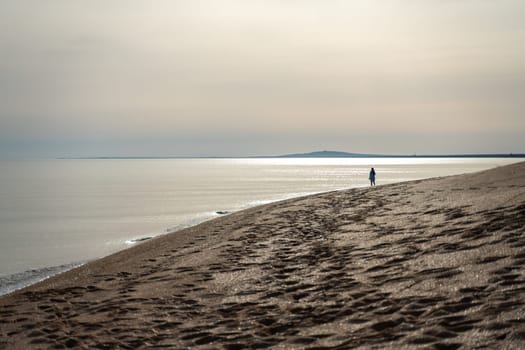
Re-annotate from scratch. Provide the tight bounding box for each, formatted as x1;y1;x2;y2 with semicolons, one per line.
1;162;525;349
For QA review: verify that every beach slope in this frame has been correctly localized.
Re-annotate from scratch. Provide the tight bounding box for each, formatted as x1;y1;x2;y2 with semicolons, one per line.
1;162;525;349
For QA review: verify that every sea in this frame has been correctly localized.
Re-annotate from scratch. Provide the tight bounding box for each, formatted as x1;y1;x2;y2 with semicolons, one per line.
0;157;523;295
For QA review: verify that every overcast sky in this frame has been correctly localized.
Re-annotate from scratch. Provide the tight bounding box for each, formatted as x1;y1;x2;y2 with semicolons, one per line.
1;0;524;157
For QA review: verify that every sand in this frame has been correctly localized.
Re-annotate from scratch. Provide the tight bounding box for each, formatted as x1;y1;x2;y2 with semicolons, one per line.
1;162;525;350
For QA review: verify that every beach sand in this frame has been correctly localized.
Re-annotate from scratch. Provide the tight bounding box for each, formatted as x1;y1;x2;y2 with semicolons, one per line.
1;162;525;349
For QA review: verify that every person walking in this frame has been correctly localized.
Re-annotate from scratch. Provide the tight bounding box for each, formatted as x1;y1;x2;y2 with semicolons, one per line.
369;167;376;186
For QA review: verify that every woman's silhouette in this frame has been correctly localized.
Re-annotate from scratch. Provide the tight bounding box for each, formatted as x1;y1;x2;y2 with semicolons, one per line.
369;167;376;186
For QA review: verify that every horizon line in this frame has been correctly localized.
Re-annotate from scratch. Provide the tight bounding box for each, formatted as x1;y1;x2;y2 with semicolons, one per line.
57;150;525;160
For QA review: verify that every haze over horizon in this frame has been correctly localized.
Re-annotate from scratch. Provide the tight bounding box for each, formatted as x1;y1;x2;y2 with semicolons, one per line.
1;1;524;158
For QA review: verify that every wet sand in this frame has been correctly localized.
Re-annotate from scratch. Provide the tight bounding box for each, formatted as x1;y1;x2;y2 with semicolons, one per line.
1;162;525;349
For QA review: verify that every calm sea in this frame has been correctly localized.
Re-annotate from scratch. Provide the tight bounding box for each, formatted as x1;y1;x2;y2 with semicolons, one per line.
0;157;522;294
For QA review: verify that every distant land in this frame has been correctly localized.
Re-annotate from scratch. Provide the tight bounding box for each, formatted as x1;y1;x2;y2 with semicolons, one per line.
62;150;525;159
269;150;525;158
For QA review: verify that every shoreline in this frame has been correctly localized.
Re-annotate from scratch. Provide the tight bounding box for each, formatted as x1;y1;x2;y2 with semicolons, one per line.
0;262;87;298
1;157;520;287
1;162;525;349
0;189;330;299
0;190;322;298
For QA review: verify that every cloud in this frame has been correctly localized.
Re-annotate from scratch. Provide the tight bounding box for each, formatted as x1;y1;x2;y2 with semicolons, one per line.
0;0;524;156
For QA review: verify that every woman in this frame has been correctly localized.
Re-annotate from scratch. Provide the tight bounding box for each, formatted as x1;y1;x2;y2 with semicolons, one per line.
369;167;376;186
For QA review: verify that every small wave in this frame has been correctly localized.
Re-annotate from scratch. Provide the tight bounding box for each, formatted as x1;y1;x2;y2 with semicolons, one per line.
215;210;231;215
125;236;153;244
0;262;85;296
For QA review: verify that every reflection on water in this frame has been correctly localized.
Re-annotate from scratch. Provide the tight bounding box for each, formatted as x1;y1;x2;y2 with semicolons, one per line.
0;157;522;279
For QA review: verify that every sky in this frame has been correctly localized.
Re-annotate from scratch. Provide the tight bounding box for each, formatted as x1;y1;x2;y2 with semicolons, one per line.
1;0;524;157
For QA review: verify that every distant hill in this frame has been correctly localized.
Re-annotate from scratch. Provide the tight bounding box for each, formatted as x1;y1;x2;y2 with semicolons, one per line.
269;150;525;158
273;150;377;158
62;151;525;160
